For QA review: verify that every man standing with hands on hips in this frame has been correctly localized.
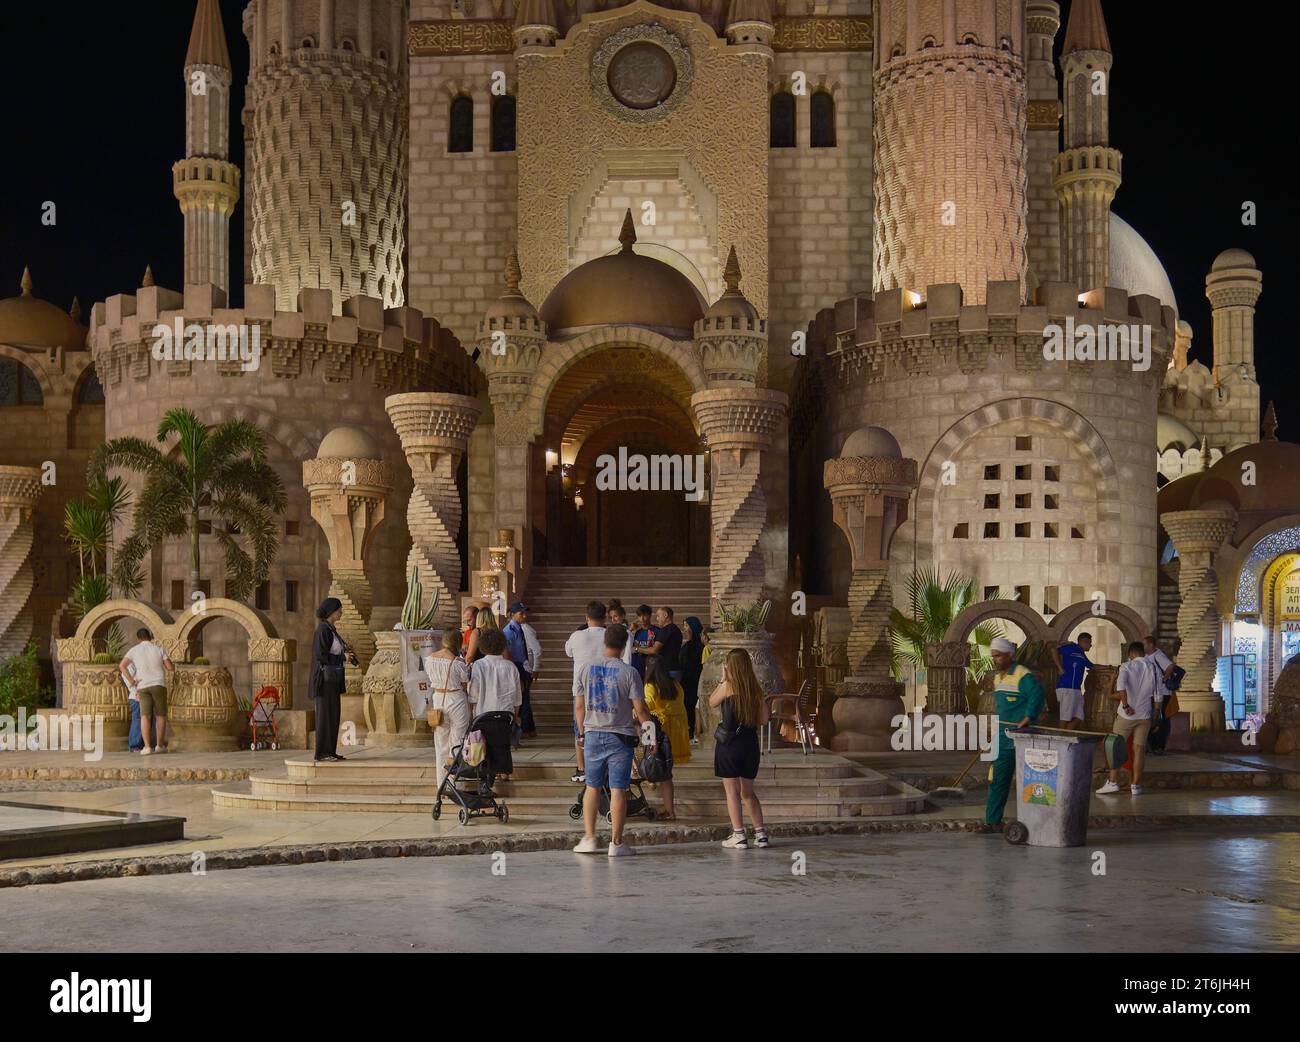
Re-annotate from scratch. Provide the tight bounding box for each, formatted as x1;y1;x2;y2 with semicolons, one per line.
976;636;1046;834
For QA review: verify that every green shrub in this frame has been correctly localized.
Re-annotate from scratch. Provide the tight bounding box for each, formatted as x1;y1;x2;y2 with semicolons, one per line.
193;656;211;666
0;643;50;716
91;652;116;665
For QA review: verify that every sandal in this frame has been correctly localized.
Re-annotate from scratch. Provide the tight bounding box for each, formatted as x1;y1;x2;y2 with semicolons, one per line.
973;822;1004;834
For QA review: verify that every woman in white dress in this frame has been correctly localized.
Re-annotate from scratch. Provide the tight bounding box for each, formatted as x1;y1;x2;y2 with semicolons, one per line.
422;628;472;788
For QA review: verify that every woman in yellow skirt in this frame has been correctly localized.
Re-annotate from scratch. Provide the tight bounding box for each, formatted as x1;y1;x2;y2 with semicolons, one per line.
643;655;691;820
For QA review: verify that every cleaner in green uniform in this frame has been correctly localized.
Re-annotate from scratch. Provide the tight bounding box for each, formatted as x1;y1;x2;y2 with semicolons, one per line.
976;637;1046;834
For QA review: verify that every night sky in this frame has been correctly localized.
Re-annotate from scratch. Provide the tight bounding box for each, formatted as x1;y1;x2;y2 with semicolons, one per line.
2;2;1294;435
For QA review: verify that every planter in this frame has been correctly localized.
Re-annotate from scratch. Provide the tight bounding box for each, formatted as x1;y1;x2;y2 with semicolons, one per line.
830;677;904;753
170;666;240;751
63;663;130;751
362;631;433;747
699;630;787;708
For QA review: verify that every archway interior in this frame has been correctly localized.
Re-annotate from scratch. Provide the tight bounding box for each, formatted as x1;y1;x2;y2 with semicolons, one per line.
538;346;709;566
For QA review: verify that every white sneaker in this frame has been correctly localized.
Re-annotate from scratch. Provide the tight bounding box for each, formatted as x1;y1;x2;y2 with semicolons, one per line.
607;842;636;857
572;836;601;854
153;746;166;754
721;831;749;849
140;748;153;756
690;737;699;747
1095;780;1120;795
1130;784;1143;796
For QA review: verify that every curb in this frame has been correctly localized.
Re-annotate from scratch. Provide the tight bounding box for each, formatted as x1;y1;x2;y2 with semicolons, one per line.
0;768;251;783
4;813;1300;889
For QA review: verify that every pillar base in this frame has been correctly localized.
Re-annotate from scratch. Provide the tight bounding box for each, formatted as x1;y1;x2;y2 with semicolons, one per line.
829;676;904;753
1177;689;1226;734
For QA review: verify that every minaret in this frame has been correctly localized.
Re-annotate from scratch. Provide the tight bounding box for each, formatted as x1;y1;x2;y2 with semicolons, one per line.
1053;0;1121;290
172;0;240;295
1206;248;1263;386
244;0;409;311
872;1;1029;304
1025;3;1062;285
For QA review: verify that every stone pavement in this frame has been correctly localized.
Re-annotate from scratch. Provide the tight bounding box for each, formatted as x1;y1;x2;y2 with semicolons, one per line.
2;830;1296;952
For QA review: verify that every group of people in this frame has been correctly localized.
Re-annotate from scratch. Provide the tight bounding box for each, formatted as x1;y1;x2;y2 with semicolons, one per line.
981;630;1181;832
566;599;769;854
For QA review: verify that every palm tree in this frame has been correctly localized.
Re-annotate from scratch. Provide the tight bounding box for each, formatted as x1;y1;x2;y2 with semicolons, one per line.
63;474;134;619
889;567;1002;684
90;408;286;602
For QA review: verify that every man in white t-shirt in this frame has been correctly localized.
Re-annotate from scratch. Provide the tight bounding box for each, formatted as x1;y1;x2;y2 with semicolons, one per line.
564;600;609;784
1144;634;1177;755
1097;640;1162;796
467;628;522;719
119;628;174;755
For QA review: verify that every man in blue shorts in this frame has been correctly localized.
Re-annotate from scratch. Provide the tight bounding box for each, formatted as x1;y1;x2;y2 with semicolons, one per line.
1051;631;1094;730
573;624;651;857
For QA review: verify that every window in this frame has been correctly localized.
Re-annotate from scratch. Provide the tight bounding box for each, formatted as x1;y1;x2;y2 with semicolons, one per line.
1015;436;1033;451
255;582;270;611
953;523;969;539
984;494;1000;509
171;581;185;611
286;520;300;537
77;369;105;404
285;580;299;613
448;96;474;153
226;522;241;536
490;95;516;152
1014;522;1030;538
770;91;795;148
1015;493;1031;509
983;522;1000;539
1071;526;1086;539
1045;466;1061;482
810;91;836;148
1043;586;1060;615
983;586;1000;601
1015;585;1031;605
984;465;1000;480
198;519;212;535
1045;523;1059;539
1015;465;1031;480
0;358;43;405
1045;494;1059;510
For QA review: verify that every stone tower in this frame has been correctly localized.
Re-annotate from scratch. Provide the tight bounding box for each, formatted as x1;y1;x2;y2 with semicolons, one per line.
1207;248;1263;386
871;0;1029;304
173;0;240;294
1053;0;1121;290
242;0;408;312
1025;2;1062;286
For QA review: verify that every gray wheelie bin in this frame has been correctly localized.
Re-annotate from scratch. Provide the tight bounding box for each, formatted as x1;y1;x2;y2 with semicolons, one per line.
1005;727;1103;847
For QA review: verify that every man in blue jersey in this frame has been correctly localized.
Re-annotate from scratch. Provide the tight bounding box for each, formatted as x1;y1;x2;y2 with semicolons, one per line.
1050;632;1094;730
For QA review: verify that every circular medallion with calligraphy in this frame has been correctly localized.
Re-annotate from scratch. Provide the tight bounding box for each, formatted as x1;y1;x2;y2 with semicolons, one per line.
591;26;693;124
607;42;677;110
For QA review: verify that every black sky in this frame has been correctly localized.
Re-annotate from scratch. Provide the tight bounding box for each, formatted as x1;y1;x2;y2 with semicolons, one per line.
2;2;1294;436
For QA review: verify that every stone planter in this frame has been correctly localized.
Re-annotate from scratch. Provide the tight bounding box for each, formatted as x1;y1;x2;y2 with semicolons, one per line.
362;631;433;747
698;631;786;737
170;666;240;751
64;663;130;751
831;677;904;752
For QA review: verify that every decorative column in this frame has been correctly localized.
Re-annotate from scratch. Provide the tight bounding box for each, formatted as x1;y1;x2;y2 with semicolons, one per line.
384;393;483;630
249;637;295;710
691;388;787;616
923;641;971;715
1161;507;1238;732
823;449;919;752
303;451;394;695
0;466;42;659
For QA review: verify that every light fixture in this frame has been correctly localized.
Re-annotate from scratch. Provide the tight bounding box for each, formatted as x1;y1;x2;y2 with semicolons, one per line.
545;449;559;469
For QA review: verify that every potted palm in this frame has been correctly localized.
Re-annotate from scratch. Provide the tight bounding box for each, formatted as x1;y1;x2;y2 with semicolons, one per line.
698;598;786;706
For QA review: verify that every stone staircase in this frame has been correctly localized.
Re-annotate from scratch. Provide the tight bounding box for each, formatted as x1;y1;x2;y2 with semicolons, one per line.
521;565;713;736
211;745;928;818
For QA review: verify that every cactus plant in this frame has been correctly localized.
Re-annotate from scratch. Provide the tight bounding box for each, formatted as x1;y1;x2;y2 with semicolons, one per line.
716;598;773;634
401;565;441;630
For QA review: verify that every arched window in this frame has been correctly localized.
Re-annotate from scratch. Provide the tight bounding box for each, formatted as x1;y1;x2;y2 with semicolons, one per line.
810;90;836;148
77;368;104;404
769;90;795;148
0;357;43;405
448;95;474;154
491;94;516;153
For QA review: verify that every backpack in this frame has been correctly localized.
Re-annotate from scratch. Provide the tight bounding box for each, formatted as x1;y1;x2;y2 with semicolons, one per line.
638;716;673;783
1165;663;1186;691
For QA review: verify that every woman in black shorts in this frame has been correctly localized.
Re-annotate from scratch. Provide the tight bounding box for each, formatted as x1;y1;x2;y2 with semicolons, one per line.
708;648;770;849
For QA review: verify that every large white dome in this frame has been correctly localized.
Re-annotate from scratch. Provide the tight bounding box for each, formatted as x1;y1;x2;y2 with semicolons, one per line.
1110;213;1178;315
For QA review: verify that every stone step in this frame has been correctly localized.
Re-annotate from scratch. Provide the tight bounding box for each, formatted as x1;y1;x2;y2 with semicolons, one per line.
281;755;858;781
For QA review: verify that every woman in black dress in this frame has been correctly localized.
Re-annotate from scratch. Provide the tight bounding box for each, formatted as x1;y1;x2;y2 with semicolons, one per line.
680;616;705;743
708;648;770;849
309;597;357;762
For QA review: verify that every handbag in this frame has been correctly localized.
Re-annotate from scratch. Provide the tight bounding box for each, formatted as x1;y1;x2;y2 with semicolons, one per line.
462;729;486;766
1165;664;1186;691
426;661;453;728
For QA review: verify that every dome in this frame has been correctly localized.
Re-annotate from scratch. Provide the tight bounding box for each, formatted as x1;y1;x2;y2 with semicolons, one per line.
481;249;541;328
841;426;901;459
1212;248;1256;272
1157;412;1199;452
703;245;759;324
0;268;87;350
1198;441;1300;514
1109;214;1177;313
317;425;380;460
540;211;706;336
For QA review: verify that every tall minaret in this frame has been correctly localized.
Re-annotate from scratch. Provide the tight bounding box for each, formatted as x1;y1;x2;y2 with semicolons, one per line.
872;1;1029;304
172;0;241;295
1025;3;1062;286
1053;0;1121;290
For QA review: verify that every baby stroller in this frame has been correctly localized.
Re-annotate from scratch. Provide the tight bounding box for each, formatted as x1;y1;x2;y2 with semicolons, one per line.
433;710;513;826
248;686;280;751
567;720;665;824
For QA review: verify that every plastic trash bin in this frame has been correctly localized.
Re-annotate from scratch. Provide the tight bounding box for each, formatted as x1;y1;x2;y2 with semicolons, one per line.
1006;727;1102;847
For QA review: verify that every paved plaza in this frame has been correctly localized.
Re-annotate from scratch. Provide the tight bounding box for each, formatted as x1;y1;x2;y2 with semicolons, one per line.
1;830;1296;953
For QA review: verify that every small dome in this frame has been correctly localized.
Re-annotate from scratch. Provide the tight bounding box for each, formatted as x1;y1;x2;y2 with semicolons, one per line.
317;426;380;460
482;249;541;327
1198;440;1300;514
0;268;87;350
703;246;759;324
1157;413;1199;452
540;211;706;336
1109;214;1177;313
1212;248;1257;272
841;426;901;459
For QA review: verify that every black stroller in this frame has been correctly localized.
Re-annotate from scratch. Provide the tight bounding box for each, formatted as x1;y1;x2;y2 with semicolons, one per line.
433;710;514;825
567;720;666;824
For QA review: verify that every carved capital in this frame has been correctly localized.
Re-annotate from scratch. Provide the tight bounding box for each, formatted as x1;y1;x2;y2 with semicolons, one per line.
691;388;787;454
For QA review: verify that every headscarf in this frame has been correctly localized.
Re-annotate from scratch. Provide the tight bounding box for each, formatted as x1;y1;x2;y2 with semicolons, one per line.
316;597;343;621
684;616;704;644
990;637;1016;655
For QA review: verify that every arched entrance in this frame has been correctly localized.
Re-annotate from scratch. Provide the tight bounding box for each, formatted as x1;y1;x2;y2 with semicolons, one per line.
535;343;709;567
